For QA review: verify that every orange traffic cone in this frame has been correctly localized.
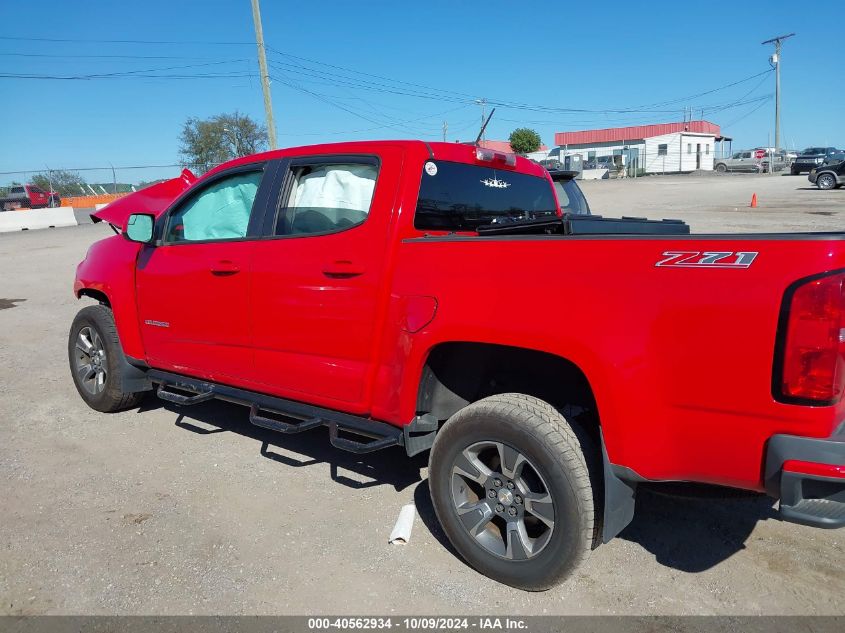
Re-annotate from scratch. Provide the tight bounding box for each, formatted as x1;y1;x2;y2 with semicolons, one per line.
750;193;758;208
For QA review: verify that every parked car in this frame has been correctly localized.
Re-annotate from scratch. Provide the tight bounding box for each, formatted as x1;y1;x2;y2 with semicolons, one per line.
792;147;842;175
823;151;845;166
808;159;845;189
714;150;765;173
0;184;60;211
70;140;845;591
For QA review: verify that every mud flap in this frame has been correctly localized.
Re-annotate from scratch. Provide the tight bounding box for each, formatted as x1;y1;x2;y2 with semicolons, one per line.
600;432;638;543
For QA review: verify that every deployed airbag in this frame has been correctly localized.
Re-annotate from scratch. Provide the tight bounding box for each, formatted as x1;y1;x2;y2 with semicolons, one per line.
177;171;261;241
289;164;376;232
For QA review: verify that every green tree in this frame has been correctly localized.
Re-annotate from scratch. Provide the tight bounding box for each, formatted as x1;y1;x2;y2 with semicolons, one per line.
178;111;268;172
31;170;87;197
508;128;542;155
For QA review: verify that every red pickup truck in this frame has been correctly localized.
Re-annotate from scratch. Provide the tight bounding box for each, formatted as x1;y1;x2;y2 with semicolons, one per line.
70;141;845;591
0;183;61;210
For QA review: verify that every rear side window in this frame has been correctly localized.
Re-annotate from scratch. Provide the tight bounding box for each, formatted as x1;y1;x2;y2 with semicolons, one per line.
553;179;590;216
275;161;378;236
10;186;24;194
415;160;557;231
166;170;262;243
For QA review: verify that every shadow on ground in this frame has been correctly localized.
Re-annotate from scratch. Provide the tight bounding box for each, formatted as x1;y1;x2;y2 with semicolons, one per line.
617;483;778;572
136;395;778;574
136;396;427;492
413;476;779;575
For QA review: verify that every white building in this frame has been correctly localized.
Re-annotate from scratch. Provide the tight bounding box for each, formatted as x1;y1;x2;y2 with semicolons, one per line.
553;121;732;175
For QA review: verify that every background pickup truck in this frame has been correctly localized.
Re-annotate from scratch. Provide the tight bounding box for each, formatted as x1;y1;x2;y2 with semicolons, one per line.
792;147;843;175
70;141;845;591
0;184;61;210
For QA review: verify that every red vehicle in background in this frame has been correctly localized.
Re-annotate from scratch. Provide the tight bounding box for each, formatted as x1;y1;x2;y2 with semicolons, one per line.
69;141;845;590
0;183;61;210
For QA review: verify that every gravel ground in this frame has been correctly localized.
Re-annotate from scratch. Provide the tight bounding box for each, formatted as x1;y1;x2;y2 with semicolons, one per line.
1;173;843;615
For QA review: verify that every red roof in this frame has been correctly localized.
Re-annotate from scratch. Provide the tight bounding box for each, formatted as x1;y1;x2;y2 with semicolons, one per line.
554;120;721;146
477;140;548;153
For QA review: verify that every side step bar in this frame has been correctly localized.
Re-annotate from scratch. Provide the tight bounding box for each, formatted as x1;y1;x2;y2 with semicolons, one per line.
148;369;436;456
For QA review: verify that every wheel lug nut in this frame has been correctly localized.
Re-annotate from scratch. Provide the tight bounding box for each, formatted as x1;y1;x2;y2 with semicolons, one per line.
514;495;523;505
493;478;502;487
507;481;515;490
508;507;517;517
495;503;504;513
487;489;496;499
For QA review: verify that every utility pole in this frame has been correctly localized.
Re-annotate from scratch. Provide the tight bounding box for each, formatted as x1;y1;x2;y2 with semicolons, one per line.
762;33;795;152
250;0;277;149
475;98;487;142
442;121;448;142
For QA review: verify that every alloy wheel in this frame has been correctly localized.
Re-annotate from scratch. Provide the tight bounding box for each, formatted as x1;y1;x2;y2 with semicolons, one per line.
450;440;555;560
74;326;108;395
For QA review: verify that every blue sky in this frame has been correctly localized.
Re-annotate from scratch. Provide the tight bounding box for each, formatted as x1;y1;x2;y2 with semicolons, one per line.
1;0;842;185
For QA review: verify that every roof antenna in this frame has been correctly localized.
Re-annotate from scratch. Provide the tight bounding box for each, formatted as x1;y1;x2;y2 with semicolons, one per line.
474;107;496;146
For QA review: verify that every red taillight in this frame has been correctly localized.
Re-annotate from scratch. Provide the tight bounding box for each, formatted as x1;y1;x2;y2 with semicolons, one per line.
779;272;845;403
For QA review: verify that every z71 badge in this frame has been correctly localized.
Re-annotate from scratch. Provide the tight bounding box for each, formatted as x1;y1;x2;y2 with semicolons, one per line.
656;251;758;269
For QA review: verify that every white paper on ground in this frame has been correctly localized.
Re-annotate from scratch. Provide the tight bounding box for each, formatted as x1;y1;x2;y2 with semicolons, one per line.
388;504;416;545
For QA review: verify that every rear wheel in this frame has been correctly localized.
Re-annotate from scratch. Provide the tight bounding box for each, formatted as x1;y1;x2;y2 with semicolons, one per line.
817;173;837;190
68;304;144;412
429;394;595;591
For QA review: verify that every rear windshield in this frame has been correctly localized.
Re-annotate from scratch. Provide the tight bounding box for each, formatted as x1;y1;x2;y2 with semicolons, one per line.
415;160;557;231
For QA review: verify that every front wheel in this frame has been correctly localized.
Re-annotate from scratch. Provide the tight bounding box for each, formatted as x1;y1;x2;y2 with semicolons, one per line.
428;394;596;591
817;173;837;190
68;304;144;412
715;163;727;173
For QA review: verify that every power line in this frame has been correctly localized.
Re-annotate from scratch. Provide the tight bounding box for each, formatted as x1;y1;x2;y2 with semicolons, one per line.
0;53;232;60
722;96;773;129
0;35;251;45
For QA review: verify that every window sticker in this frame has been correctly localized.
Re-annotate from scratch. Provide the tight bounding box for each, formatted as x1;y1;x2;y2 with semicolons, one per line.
424;161;438;176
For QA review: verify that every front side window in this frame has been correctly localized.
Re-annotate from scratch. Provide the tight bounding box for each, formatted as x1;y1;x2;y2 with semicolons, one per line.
275;162;378;236
167;170;262;243
415;160;557;231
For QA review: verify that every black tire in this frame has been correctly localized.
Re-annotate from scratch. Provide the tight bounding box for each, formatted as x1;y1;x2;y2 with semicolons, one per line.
817;173;837;190
48;196;60;208
68;304;144;412
791;167;799;175
715;163;727;173
429;393;595;591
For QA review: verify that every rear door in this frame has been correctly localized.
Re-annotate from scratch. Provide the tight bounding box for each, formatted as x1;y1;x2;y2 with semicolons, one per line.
135;163;275;382
249;149;403;411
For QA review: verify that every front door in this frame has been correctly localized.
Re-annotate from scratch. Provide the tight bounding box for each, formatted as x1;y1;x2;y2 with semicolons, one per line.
696;144;701;169
249;151;402;412
135;165;267;383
